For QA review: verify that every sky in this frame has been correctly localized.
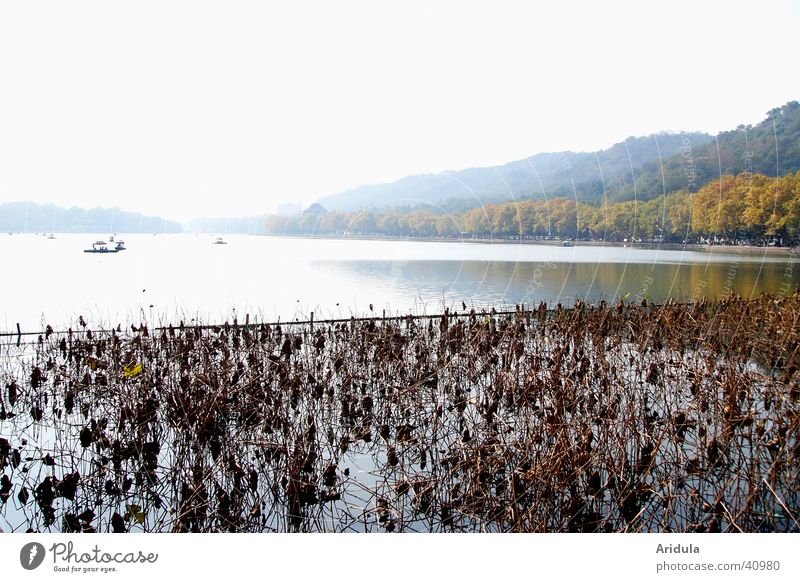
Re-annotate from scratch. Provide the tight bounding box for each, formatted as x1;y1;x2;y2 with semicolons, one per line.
1;0;799;222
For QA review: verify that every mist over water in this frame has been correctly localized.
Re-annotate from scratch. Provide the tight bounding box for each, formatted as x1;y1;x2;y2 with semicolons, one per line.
1;233;797;332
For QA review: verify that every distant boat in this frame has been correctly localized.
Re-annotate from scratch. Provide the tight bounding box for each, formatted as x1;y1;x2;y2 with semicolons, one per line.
47;234;56;240
114;240;126;251
213;237;227;245
561;240;574;247
83;240;118;254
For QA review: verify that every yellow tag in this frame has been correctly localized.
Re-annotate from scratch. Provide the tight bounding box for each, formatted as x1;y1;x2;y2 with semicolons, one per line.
123;363;143;378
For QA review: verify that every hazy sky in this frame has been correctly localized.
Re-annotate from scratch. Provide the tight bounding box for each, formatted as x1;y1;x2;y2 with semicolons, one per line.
1;0;799;222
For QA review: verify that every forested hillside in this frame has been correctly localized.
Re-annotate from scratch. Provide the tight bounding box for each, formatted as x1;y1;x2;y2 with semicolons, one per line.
315;101;800;212
267;171;800;245
604;101;800;202
318;133;711;211
0;202;182;233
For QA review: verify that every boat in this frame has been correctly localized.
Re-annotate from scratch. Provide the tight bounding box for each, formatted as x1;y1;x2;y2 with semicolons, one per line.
47;234;56;240
114;240;126;251
213;237;227;245
83;241;118;253
561;240;574;247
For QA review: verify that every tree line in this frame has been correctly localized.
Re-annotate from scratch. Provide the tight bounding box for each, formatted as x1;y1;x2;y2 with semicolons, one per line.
265;171;800;245
0;202;183;233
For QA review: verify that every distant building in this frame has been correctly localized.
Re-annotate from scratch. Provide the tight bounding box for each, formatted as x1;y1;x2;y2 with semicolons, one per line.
303;203;327;215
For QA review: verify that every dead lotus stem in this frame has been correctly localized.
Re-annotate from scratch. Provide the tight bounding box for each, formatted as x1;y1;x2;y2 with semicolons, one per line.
0;293;798;531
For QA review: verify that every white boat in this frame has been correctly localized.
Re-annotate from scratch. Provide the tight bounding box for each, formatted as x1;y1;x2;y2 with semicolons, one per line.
83;240;118;253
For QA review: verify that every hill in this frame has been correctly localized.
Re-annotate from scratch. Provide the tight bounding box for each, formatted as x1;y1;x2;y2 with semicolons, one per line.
267;171;800;245
318;132;712;211
604;101;800;202
0;202;182;233
316;101;800;211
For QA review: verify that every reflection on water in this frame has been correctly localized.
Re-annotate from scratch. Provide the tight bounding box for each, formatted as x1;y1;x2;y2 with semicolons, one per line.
0;234;797;330
315;259;800;308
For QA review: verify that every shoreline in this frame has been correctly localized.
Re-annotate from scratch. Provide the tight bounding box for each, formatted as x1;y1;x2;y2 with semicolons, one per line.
264;233;799;256
11;231;797;256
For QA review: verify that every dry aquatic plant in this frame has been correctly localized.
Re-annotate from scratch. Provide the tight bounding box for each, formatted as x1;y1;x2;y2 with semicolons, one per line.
0;293;798;532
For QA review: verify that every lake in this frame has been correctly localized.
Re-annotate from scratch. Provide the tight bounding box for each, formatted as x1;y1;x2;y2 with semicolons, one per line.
1;235;799;533
1;233;799;332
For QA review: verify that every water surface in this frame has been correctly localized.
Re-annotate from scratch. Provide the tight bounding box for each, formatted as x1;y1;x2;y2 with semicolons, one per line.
1;234;797;331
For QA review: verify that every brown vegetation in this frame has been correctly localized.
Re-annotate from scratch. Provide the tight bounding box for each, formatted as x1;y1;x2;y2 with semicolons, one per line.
1;294;799;532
